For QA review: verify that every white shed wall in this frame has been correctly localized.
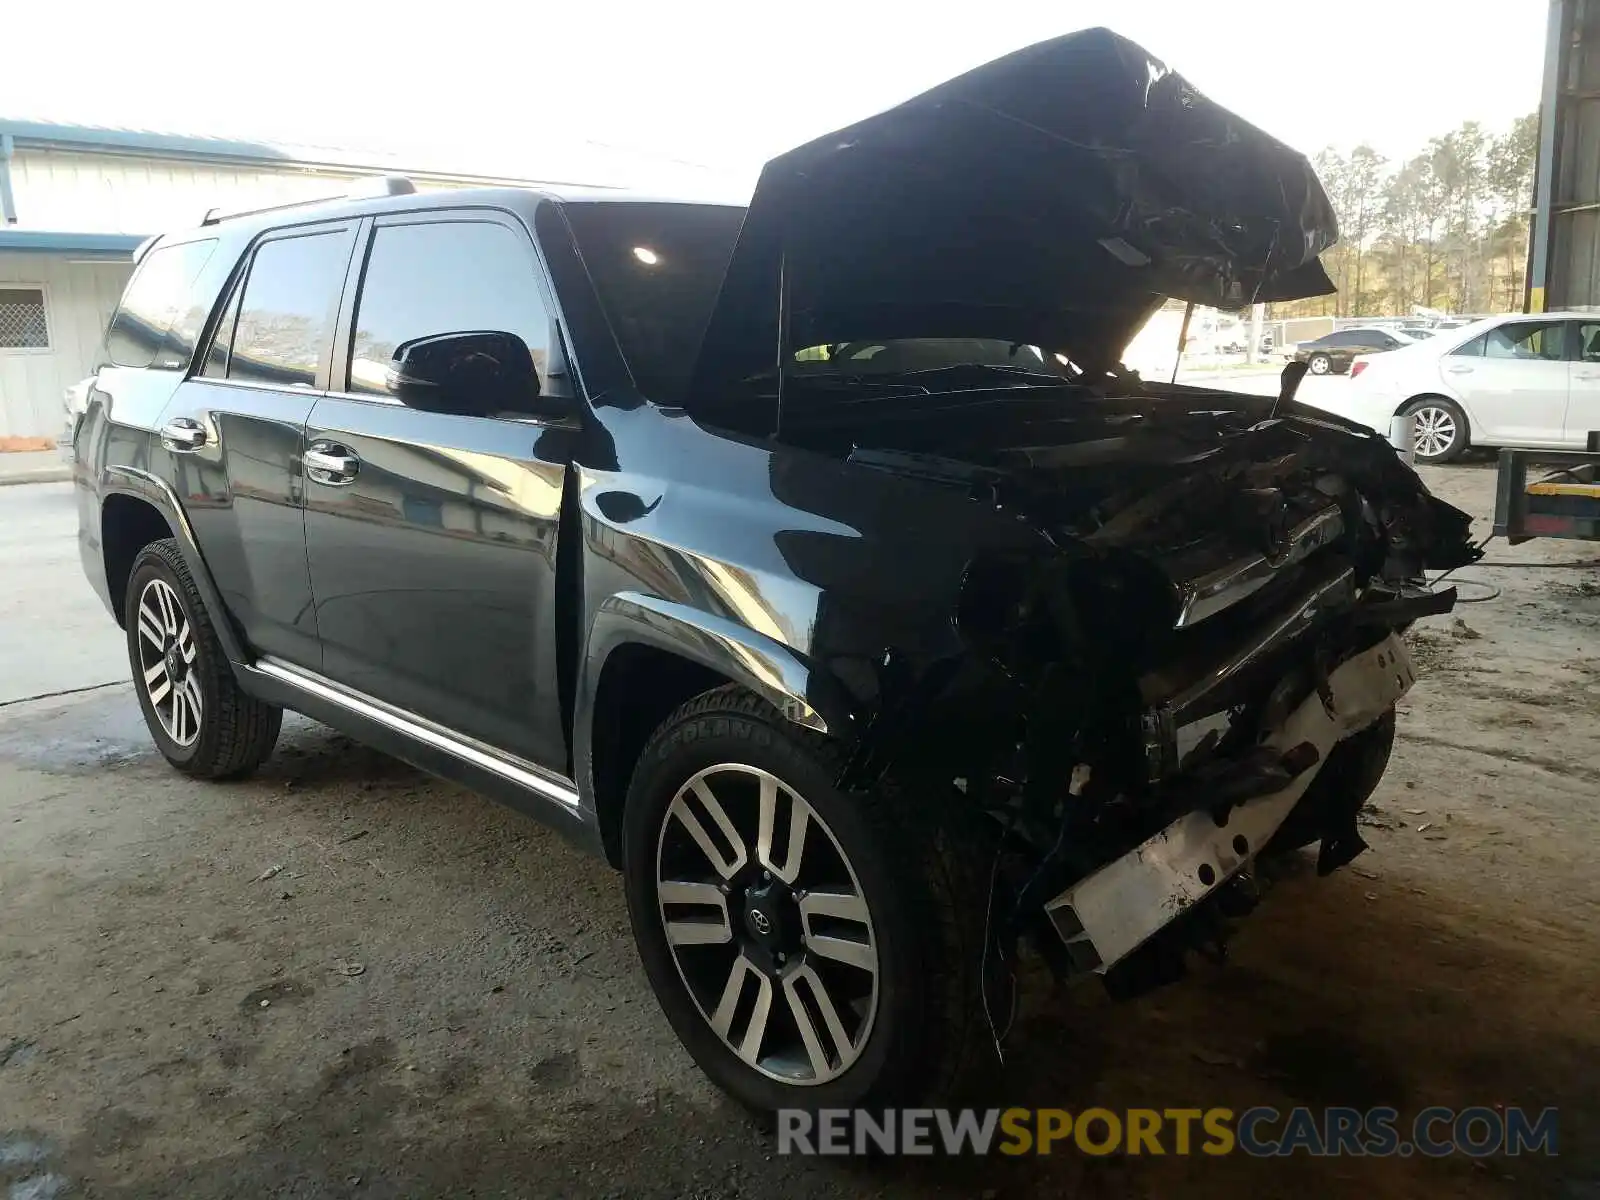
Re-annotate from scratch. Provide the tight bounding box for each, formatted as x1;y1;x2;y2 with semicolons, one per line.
0;252;132;439
10;147;389;235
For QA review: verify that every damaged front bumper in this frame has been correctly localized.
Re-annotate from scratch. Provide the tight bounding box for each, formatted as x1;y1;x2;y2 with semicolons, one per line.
1046;631;1415;977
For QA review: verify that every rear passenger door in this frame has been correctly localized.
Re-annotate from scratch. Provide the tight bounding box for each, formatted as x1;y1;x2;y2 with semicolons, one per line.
1442;320;1570;447
168;220;358;666
302;211;579;770
1565;319;1600;446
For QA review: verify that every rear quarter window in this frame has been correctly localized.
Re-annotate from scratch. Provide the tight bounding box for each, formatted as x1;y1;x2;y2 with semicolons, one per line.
105;240;219;369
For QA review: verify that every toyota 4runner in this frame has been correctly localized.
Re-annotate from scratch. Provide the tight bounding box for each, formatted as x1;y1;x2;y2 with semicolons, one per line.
75;28;1480;1114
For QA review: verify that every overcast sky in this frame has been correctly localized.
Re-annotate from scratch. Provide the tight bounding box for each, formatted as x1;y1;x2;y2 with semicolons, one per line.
2;0;1548;189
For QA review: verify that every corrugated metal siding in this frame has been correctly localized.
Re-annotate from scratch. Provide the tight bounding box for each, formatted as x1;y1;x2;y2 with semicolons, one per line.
0;252;132;438
0;146;509;438
10;148;382;234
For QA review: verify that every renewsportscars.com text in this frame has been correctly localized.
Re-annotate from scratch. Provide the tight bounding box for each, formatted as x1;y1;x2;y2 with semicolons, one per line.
777;1106;1559;1158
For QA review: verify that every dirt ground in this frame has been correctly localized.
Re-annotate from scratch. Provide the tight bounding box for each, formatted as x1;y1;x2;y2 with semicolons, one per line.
2;460;1597;1199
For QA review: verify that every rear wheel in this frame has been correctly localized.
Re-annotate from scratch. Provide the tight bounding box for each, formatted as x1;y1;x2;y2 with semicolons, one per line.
1403;397;1469;463
622;686;993;1113
125;539;282;779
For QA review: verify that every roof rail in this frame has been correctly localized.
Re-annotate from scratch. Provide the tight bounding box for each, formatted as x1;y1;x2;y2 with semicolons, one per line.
200;174;417;226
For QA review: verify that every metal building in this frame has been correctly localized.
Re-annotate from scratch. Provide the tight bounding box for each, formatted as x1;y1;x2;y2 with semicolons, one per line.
0;121;718;441
1529;0;1600;311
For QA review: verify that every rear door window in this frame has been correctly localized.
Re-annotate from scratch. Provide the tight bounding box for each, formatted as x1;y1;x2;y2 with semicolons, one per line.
1572;322;1600;362
105;239;218;369
1483;322;1566;361
224;228;355;389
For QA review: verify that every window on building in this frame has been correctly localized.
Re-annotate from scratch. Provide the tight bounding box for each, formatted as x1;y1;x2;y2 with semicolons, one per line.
105;240;217;368
226;229;353;388
0;288;50;350
347;219;556;404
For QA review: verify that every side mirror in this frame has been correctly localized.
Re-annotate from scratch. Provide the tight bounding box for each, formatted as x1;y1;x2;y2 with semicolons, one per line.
388;330;545;416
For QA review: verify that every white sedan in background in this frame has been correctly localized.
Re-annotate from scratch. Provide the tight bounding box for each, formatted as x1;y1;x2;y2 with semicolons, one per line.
1301;313;1600;463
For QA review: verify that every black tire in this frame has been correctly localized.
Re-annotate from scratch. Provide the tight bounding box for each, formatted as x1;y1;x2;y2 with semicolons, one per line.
1307;352;1333;375
622;685;993;1114
1401;396;1470;463
125;539;282;779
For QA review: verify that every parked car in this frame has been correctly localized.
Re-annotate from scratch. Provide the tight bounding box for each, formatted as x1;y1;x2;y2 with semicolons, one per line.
73;28;1478;1114
1292;327;1417;375
1318;313;1600;463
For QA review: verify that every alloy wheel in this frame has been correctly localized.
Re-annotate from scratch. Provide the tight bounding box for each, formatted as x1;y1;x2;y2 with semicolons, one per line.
1309;354;1332;374
655;764;878;1086
134;578;202;747
1411;406;1458;459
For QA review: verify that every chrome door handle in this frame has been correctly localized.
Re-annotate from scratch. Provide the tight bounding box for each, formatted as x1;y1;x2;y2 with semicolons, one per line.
305;444;360;486
160;418;207;451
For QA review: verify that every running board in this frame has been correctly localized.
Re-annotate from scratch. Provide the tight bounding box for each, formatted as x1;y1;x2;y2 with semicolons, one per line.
1045;633;1415;975
250;657;581;811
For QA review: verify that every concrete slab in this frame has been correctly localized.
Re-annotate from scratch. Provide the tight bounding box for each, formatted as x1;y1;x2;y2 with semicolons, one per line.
0;481;128;705
0;450;71;487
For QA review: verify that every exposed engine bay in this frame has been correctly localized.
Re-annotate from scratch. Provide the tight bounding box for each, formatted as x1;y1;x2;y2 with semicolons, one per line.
789;366;1482;999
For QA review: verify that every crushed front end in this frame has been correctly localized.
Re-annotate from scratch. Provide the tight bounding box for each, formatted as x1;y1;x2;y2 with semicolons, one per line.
836;386;1480;999
680;24;1484;1000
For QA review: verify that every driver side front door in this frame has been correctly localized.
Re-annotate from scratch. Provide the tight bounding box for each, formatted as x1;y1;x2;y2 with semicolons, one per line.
301;212;579;770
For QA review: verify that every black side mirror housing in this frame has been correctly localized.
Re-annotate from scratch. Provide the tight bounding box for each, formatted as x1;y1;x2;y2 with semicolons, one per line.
389;330;552;417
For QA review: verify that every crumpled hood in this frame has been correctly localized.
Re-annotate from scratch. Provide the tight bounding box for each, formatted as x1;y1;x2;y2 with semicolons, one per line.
689;27;1338;395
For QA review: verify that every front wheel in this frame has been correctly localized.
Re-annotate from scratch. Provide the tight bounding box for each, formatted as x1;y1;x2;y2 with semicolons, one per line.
1307;352;1333;375
1403;397;1469;463
125;539;282;779
622;686;992;1114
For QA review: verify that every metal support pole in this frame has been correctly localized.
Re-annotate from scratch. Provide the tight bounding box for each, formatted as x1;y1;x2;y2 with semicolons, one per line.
1171;302;1194;384
0;134;18;225
1528;0;1569;312
1389;413;1416;466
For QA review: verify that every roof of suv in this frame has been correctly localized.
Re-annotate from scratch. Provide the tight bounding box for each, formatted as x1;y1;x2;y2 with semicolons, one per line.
156;183;745;251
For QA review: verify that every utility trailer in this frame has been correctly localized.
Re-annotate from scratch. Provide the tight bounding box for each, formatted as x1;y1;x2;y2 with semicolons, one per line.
1494;433;1600;545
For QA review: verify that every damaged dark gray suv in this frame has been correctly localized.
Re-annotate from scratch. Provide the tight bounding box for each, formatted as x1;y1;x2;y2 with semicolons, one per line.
76;28;1479;1114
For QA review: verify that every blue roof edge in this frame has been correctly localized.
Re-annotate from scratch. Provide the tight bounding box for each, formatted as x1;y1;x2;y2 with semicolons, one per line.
0;229;148;257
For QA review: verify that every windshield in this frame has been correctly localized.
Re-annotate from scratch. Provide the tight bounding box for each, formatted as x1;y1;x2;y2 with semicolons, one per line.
562;201;746;403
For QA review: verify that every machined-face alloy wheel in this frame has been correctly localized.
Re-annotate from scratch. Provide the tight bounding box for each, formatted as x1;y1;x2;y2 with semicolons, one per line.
655;763;878;1086
1411;404;1458;460
134;577;202;747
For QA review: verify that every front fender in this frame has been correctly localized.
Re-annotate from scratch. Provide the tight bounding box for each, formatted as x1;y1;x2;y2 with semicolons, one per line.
571;591;860;810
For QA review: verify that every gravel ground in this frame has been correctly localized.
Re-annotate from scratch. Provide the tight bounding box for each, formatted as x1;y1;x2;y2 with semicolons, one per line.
2;461;1598;1198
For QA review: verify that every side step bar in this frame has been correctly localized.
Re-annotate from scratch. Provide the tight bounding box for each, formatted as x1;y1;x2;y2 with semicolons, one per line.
251;657;581;810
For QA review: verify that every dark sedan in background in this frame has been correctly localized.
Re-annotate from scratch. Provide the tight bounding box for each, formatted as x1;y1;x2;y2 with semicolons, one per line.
1292;326;1416;374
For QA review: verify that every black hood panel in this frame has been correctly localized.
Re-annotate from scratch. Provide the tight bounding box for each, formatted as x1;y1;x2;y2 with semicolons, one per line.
690;27;1337;395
